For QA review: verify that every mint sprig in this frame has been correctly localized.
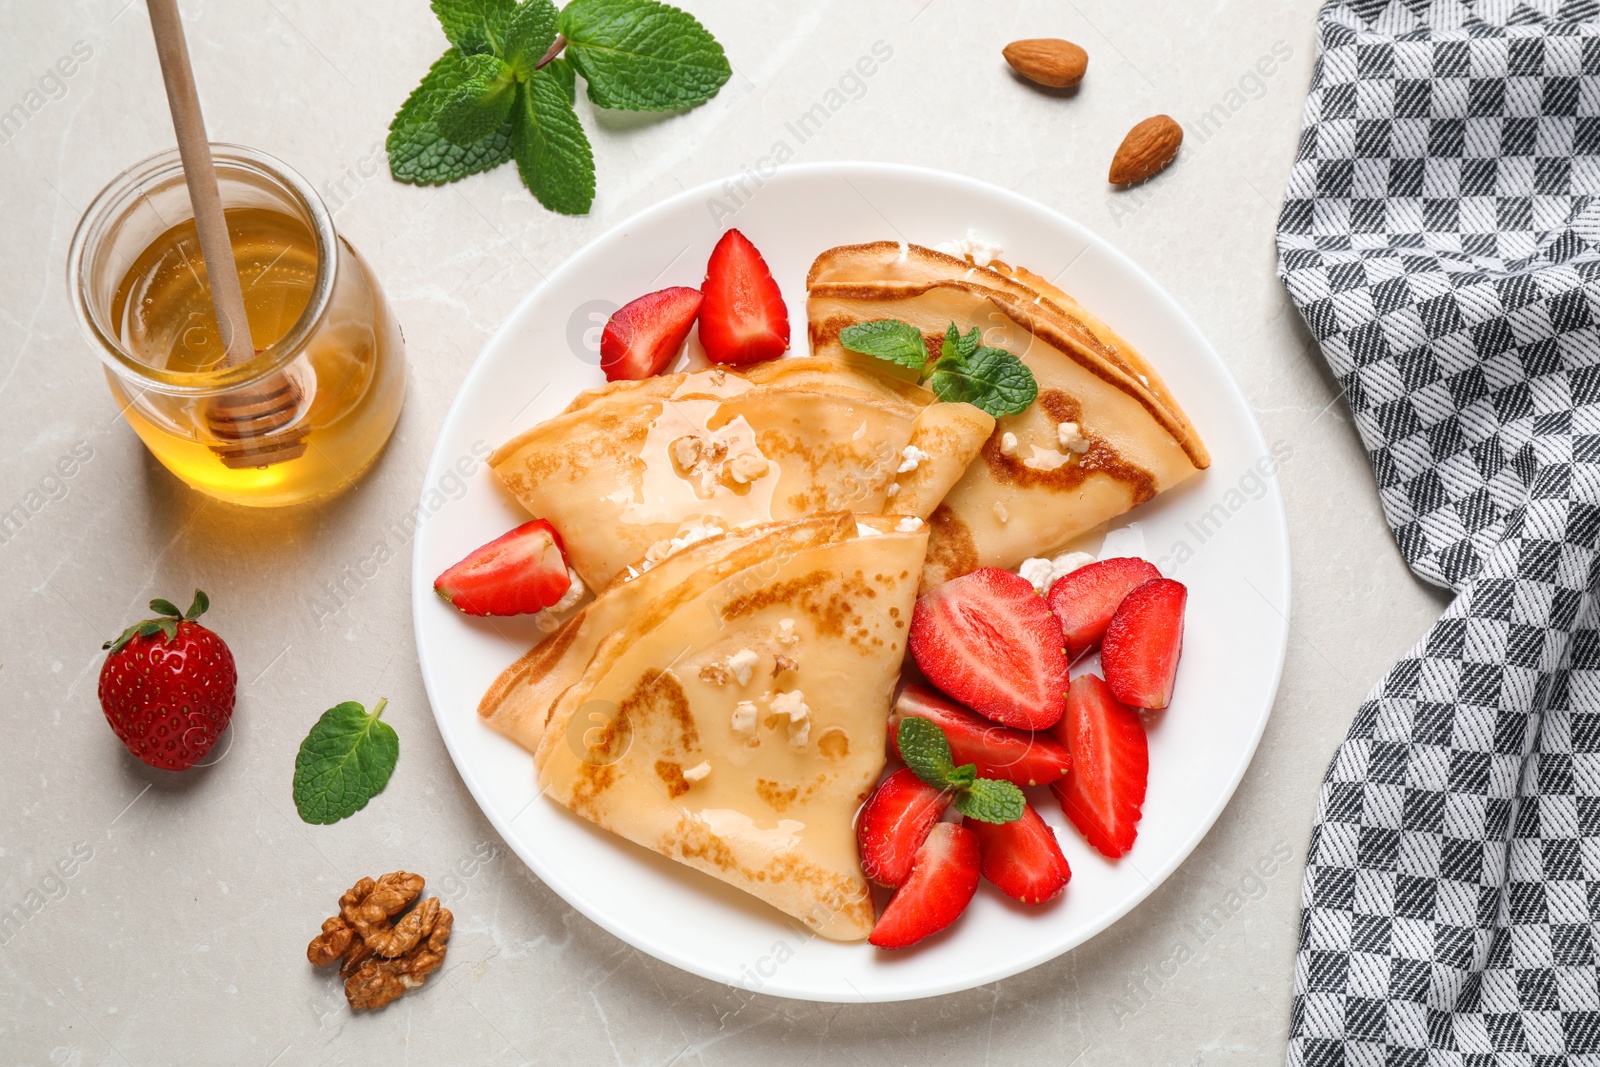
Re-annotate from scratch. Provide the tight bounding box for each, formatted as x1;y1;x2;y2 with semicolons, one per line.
292;699;400;825
390;0;730;215
839;320;1039;418
896;717;1025;825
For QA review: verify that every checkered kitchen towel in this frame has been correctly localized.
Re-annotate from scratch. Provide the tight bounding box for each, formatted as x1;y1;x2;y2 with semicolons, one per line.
1276;0;1600;1061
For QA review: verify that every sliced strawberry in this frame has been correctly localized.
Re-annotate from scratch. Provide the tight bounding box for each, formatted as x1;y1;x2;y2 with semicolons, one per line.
857;768;950;889
1050;674;1148;858
600;286;703;382
869;822;980;949
966;803;1072;905
1046;557;1162;659
434;519;571;617
889;683;1070;787
908;568;1069;730
698;229;789;365
1101;577;1187;710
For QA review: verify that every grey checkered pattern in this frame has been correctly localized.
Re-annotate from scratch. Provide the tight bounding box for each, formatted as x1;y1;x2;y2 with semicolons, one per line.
1278;1;1600;1062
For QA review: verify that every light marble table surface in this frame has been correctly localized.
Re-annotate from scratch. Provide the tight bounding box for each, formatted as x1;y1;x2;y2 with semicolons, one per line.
0;1;1451;1063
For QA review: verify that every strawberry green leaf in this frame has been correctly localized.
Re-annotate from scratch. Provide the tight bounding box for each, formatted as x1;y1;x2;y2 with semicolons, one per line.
185;589;209;620
502;0;560;75
389;50;516;186
839;320;928;370
926;344;1039;418
293;699;399;825
512;70;596;215
897;716;959;790
953;777;1026;824
437;54;518;146
430;0;516;54
148;598;183;619
558;0;731;111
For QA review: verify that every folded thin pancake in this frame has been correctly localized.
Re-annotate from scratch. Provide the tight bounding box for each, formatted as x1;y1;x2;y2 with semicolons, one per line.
806;242;1209;588
491;356;987;590
481;514;926;941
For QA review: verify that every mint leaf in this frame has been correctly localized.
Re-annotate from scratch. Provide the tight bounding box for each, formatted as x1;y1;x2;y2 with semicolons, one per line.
897;716;958;789
389;50;515;185
839;320;928;370
431;0;516;54
293;699;399;825
559;0;731;111
953;778;1027;824
502;0;561;75
512;70;596;215
547;55;578;104
943;323;981;362
437;54;518;147
927;345;1039;418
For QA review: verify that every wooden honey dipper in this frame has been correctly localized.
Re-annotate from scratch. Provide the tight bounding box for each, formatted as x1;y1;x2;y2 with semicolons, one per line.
147;0;307;470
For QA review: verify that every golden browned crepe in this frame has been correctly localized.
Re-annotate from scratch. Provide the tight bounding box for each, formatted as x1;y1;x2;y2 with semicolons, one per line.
479;514;927;940
489;357;991;591
807;242;1209;588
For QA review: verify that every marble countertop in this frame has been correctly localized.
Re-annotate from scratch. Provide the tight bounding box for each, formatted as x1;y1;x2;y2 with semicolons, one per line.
1;1;1450;1063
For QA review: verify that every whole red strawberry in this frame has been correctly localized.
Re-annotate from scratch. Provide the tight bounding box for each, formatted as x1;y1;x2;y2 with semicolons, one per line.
98;591;237;771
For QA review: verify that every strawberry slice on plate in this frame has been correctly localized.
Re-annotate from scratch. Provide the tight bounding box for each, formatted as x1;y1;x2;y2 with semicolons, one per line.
434;519;571;617
908;567;1070;730
889;683;1071;787
600;286;703;382
869;822;981;949
1050;673;1148;858
857;768;951;889
1046;557;1162;659
698;229;789;365
1101;577;1187;710
966;802;1071;905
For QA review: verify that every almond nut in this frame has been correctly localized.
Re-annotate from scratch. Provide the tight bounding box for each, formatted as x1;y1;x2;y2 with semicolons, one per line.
1002;38;1088;89
1109;115;1183;186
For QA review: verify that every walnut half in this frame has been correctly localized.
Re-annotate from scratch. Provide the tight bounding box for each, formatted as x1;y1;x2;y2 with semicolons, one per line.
307;871;453;1011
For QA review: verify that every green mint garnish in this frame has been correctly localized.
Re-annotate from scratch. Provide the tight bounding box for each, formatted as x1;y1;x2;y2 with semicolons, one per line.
293;699;400;825
837;320;929;370
388;51;516;185
389;0;730;214
431;0;518;55
513;69;597;215
839;319;1040;419
437;54;519;146
558;0;731;111
896;717;1025;825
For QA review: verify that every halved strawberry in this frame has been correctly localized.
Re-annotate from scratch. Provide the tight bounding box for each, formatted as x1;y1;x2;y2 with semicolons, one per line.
889;683;1070;787
600;286;703;382
869;822;980;949
1050;674;1148;858
698;229;789;365
1101;577;1187;710
857;768;951;889
908;568;1069;730
434;519;571;617
1046;557;1162;659
966;803;1072;905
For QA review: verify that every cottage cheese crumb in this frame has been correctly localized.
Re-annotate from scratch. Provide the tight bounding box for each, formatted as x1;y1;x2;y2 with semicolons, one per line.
898;445;931;474
885;482;900;498
1018;557;1056;595
682;761;711;782
993;501;1010;523
1057;422;1091;454
999;432;1019;456
935;229;1004;268
670;435;703;469
789;719;811;748
774;689;812;749
856;522;883;537
640;522;725;572
1050;551;1096;579
533;568;586;631
731;700;758;734
727;451;770;484
895;516;924;533
777;619;797;646
728;648;759;685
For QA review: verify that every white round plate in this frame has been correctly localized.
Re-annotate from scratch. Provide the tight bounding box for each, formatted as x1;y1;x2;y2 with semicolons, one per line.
413;162;1290;1003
